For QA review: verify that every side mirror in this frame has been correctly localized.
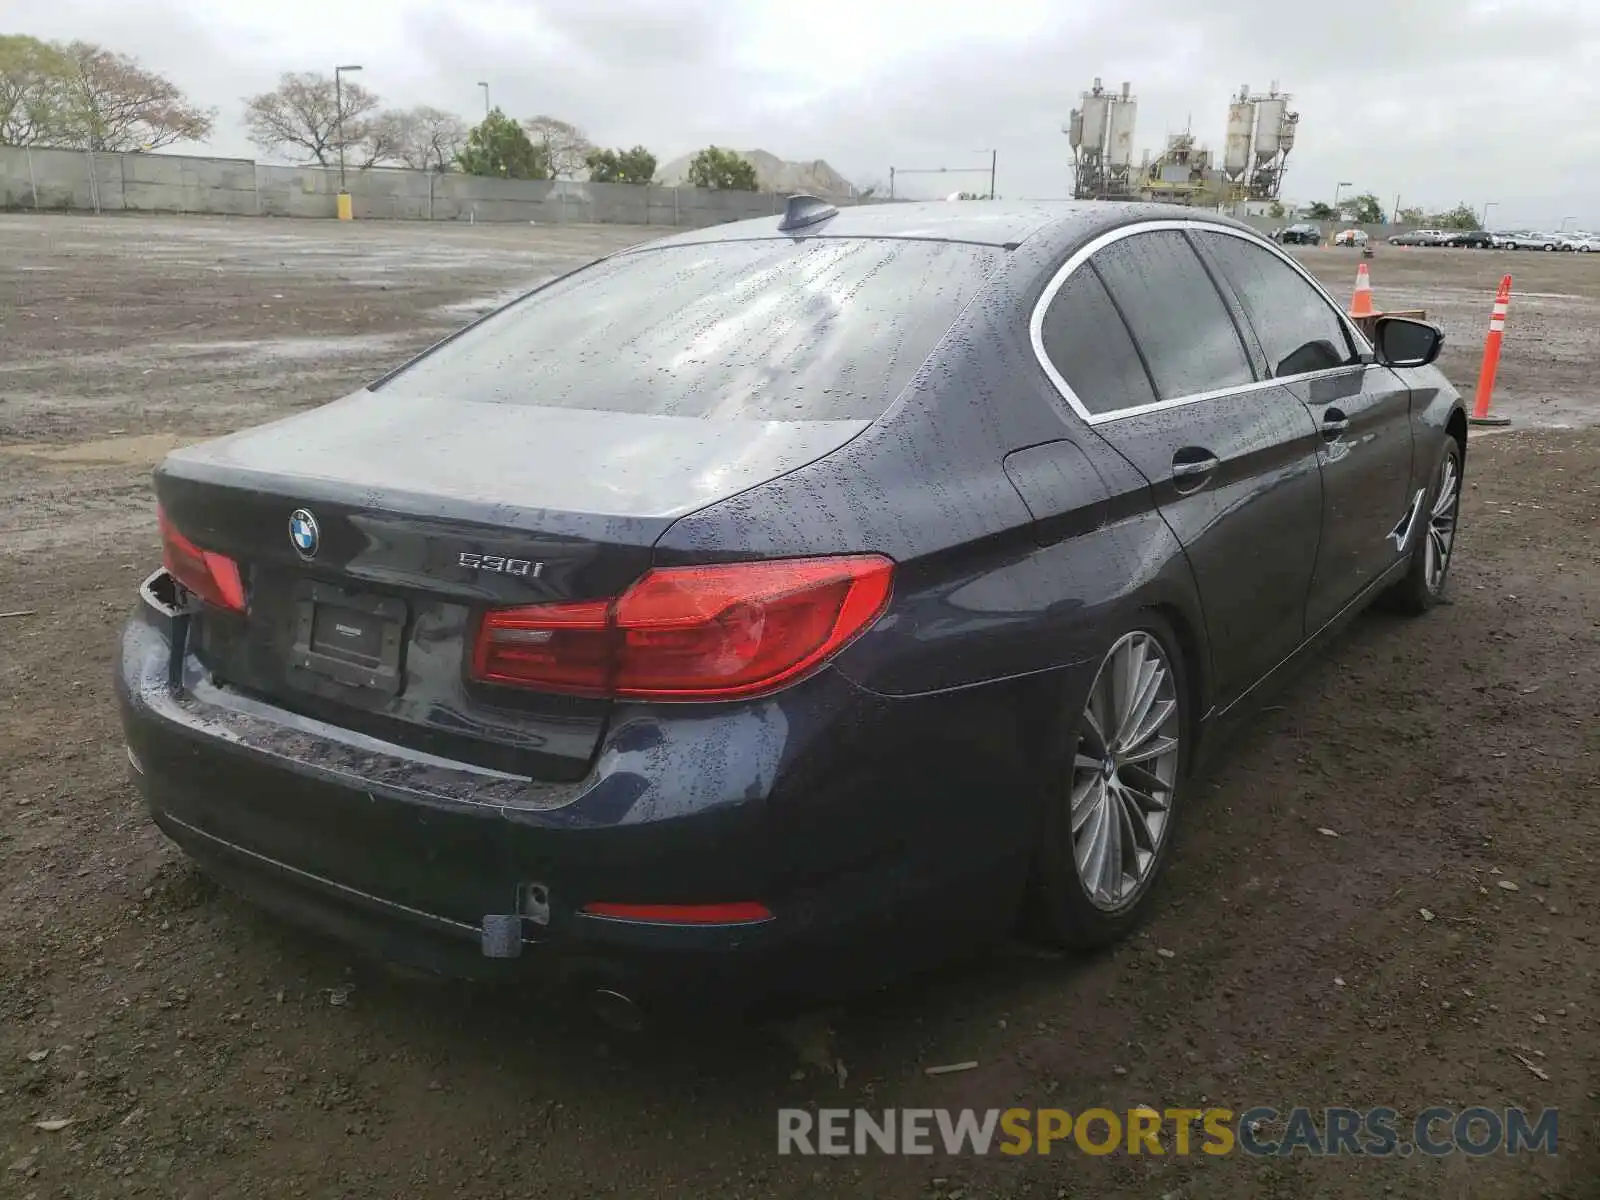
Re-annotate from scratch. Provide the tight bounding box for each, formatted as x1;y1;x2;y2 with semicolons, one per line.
1374;316;1444;368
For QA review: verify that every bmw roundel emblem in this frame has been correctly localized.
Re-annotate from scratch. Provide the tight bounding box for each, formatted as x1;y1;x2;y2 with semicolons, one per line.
288;509;320;559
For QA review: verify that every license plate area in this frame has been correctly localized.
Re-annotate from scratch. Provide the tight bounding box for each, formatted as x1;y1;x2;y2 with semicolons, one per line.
290;582;407;695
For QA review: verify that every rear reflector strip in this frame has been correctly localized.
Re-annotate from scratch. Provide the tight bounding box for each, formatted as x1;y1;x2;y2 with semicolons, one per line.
581;902;773;925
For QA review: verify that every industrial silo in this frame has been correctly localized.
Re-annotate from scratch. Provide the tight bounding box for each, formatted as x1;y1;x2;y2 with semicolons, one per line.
1106;82;1137;168
1253;96;1288;167
1224;86;1254;182
1079;87;1111;160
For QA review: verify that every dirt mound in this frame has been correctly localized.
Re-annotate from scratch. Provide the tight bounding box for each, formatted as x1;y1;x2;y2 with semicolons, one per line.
652;148;860;199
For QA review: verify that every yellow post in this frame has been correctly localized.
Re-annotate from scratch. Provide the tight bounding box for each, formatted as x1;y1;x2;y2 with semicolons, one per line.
336;191;353;221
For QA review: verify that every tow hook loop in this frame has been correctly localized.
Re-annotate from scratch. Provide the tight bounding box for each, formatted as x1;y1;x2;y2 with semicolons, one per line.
480;914;523;959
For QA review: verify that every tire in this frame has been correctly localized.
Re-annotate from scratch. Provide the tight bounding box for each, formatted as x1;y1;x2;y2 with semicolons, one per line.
1505;241;1518;250
1544;243;1555;252
1030;616;1189;950
1391;437;1463;615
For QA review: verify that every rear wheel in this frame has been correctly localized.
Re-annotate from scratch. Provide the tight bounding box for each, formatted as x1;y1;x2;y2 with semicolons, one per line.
1392;438;1462;614
1031;620;1187;949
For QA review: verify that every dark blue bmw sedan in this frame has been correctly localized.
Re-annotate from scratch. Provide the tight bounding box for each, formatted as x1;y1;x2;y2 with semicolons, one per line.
117;198;1466;1014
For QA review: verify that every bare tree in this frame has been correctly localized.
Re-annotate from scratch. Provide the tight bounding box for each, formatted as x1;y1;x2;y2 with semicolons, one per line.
49;40;213;151
521;114;591;178
353;109;406;169
381;105;467;171
243;71;380;166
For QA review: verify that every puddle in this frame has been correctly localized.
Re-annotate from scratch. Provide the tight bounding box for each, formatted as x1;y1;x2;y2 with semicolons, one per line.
2;432;192;467
157;334;408;364
427;281;548;321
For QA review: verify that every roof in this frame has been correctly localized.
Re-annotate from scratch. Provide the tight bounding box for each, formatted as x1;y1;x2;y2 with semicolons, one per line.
627;200;1259;253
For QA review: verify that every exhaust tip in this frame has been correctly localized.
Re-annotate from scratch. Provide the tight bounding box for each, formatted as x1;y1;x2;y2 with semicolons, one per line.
590;987;645;1033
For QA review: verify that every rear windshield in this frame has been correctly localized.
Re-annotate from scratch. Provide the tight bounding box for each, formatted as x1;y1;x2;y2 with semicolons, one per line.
377;237;1003;420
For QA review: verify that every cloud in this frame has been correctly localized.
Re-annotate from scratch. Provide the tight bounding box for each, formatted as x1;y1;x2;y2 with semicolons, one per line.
11;0;1600;225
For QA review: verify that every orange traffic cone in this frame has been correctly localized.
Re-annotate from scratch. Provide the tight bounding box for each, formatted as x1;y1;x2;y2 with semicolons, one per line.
1350;262;1377;318
1469;275;1513;428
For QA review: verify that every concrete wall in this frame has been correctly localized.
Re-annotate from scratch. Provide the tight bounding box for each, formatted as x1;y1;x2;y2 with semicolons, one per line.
0;145;815;229
0;146;1466;244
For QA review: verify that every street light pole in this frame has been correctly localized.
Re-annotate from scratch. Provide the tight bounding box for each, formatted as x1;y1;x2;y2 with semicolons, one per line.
334;63;363;193
1333;180;1353;214
1560;214;1576;231
1482;201;1497;228
478;81;490;118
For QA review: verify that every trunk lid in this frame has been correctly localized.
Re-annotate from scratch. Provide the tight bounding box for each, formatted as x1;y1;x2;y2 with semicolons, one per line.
156;389;869;779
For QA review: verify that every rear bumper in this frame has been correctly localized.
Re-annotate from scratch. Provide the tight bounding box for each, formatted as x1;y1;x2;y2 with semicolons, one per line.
117;572;1058;1012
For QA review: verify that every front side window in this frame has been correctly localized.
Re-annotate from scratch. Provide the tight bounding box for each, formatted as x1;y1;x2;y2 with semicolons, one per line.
1200;233;1358;378
1088;231;1256;401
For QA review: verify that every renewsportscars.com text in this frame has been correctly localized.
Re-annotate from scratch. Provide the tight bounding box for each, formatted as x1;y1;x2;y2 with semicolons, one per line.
777;1106;1559;1157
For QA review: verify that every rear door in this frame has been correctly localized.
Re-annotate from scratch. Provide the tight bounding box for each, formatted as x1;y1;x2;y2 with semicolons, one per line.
1193;230;1415;632
1035;226;1324;706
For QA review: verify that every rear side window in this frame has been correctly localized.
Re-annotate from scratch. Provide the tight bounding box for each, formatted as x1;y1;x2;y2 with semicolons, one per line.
1089;230;1255;400
377;238;1003;420
1200;233;1357;378
1037;266;1157;416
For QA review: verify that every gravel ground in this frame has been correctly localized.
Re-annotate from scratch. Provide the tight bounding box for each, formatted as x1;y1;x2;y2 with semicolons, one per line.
1;214;1596;1199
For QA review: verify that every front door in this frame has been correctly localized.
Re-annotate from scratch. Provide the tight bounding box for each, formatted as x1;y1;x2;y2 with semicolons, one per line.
1192;231;1415;631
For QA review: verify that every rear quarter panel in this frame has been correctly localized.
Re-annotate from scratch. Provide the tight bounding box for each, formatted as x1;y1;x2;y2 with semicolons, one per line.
653;248;1210;710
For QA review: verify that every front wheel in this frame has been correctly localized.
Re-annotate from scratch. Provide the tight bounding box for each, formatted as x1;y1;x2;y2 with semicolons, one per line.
1030;621;1187;949
1391;438;1463;614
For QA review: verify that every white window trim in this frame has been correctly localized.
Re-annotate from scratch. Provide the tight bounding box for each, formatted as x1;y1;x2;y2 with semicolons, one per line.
1028;219;1377;426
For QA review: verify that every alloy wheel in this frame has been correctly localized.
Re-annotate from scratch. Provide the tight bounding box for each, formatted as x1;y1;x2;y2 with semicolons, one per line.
1069;632;1181;911
1425;451;1460;593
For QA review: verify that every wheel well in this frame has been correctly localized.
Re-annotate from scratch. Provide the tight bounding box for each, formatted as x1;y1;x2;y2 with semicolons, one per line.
1142;601;1208;773
1447;407;1468;464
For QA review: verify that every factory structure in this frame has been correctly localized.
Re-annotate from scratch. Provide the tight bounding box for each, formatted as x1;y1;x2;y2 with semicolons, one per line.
1067;78;1299;208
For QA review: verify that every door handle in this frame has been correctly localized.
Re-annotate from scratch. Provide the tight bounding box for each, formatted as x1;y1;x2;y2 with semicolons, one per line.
1171;449;1220;481
1321;408;1351;437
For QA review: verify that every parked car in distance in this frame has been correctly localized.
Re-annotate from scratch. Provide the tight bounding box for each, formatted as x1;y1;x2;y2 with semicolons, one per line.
1445;229;1495;248
116;199;1468;1015
1333;229;1370;247
1497;231;1560;251
1558;232;1599;252
1275;222;1323;245
1388;229;1449;246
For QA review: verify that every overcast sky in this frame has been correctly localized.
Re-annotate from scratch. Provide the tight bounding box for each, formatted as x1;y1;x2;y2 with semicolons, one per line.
8;0;1600;226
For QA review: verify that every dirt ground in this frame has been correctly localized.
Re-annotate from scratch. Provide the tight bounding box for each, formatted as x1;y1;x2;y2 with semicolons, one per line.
1;214;1596;1199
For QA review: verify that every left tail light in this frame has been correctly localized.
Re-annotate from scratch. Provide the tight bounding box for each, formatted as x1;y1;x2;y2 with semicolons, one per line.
158;505;246;613
471;554;893;701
